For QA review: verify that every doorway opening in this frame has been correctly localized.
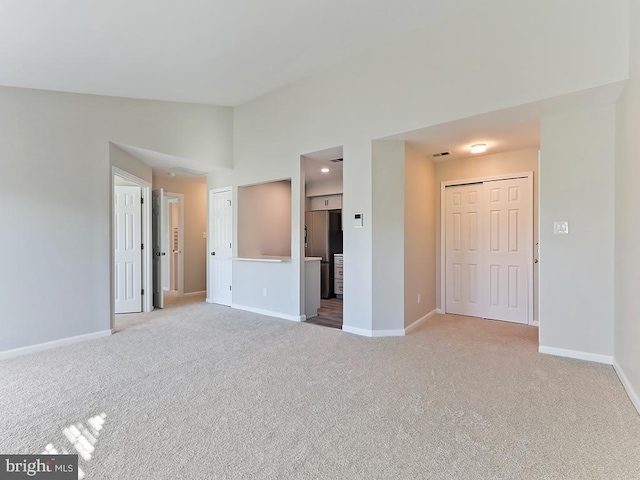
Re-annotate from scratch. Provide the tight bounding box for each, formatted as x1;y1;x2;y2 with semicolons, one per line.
162;192;184;303
111;167;152;323
302;146;344;329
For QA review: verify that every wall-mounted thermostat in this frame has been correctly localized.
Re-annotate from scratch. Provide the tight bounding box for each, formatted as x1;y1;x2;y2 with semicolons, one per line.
354;213;363;228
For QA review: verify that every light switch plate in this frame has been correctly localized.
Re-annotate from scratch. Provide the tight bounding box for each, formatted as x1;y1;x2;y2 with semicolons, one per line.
554;221;569;234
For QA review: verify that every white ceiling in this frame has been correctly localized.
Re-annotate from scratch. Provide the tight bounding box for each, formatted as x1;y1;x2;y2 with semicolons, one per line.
113;142;224;180
385;82;627;161
303;146;343;184
0;0;490;106
398;116;541;162
305;158;343;185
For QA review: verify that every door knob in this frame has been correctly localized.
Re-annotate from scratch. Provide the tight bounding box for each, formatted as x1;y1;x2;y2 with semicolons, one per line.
211;252;216;256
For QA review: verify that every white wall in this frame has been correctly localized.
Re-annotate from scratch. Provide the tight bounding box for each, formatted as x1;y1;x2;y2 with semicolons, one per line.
434;148;539;320
306;178;343;197
613;0;640;411
614;79;640;409
631;0;640;79
539;105;616;357
404;144;436;328
152;175;208;294
110;144;153;184
0;86;233;353
372;140;405;332
217;0;629;334
370;141;437;332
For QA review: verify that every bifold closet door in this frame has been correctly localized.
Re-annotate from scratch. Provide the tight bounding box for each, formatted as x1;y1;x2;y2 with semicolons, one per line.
445;183;484;318
445;178;531;324
483;178;530;324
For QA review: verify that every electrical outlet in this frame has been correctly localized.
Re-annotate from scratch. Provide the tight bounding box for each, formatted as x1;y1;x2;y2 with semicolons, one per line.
417;293;421;304
263;288;267;297
554;221;569;234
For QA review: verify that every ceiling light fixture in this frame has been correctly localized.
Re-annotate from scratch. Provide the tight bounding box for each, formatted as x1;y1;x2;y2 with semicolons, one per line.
470;144;487;154
321;167;330;173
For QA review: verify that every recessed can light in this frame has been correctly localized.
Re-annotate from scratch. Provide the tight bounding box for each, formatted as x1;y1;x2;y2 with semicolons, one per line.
470;144;487;154
321;168;330;173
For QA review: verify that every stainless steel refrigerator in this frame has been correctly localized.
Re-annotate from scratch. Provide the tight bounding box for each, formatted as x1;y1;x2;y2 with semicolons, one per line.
305;210;343;298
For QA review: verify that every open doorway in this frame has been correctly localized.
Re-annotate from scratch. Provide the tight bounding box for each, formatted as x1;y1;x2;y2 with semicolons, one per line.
162;192;185;302
151;172;209;308
302;147;344;329
381;113;540;333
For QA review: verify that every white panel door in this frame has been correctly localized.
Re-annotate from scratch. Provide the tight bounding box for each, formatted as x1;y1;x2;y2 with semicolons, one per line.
208;189;232;306
114;186;142;314
445;177;532;324
445;184;484;317
152;188;165;309
483;178;531;323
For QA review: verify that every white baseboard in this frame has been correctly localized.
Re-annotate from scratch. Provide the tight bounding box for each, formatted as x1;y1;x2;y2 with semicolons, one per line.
342;325;373;336
231;304;304;322
342;325;405;337
372;329;405;337
613;360;640;416
183;290;206;297
436;309;445;314
205;298;231;306
0;330;112;361
405;309;438;335
538;345;613;365
530;320;540;327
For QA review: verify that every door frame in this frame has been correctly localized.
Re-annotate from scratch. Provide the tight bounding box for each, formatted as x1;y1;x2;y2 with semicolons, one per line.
110;166;152;330
207;186;233;304
163;192;185;296
440;171;534;325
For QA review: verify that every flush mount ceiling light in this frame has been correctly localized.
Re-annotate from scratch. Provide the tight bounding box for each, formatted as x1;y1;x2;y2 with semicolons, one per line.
321;167;330;173
470;144;487;154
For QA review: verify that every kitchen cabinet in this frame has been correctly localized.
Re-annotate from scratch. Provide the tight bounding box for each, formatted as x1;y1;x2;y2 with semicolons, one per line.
311;194;342;211
334;254;343;298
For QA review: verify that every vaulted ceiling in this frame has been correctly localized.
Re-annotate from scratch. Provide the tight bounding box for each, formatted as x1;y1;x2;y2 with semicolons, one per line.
0;0;490;106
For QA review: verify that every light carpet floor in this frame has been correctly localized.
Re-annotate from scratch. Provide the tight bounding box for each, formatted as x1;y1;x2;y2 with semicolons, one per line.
1;297;639;479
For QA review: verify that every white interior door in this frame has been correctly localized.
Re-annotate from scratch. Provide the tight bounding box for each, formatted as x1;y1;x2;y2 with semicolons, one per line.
152;188;165;309
208;189;232;306
483;178;531;323
445;183;484;317
161;197;171;292
114;186;142;314
445;177;532;324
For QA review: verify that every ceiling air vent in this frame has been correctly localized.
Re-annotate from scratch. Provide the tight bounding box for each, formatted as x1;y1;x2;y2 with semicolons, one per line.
432;151;451;158
330;158;344;163
169;167;207;176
